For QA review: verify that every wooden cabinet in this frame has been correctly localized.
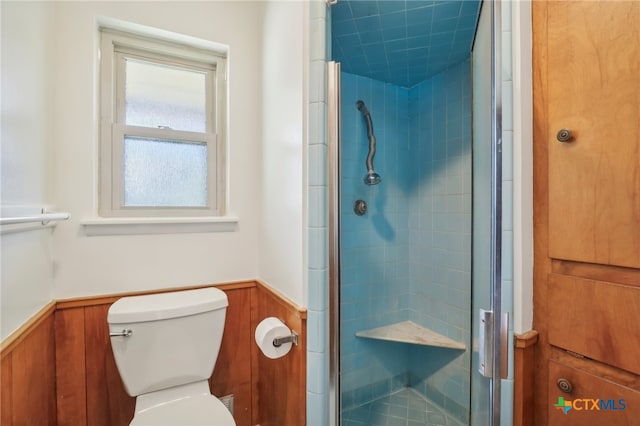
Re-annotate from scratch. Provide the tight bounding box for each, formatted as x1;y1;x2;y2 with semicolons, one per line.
548;360;640;426
546;0;640;269
533;1;640;424
548;274;640;376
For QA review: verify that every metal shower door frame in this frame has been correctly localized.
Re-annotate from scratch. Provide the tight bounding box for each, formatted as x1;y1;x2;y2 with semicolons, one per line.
488;1;507;424
327;60;341;426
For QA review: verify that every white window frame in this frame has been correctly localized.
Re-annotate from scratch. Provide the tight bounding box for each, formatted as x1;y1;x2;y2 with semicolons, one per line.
99;29;227;218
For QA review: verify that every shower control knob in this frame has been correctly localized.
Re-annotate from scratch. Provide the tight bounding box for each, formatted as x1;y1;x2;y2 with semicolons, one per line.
354;200;367;216
556;378;573;394
556;128;573;142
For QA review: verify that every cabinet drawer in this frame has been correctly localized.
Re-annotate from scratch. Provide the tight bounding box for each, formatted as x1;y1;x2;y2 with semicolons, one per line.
548;274;640;374
548;360;640;425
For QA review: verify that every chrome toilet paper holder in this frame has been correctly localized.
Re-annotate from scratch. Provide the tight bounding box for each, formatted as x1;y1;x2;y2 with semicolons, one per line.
273;330;298;347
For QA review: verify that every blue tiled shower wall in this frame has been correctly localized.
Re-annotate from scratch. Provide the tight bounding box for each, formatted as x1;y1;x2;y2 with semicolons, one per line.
340;59;472;424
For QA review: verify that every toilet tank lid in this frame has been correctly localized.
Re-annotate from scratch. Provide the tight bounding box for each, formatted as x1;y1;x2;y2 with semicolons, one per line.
108;288;228;323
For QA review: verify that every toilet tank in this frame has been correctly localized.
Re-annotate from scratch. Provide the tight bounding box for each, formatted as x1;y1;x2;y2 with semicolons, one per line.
107;288;228;397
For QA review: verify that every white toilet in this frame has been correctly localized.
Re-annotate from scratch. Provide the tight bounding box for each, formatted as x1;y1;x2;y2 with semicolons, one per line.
107;287;236;426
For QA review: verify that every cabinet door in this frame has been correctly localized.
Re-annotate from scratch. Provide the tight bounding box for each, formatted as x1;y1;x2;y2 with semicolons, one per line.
547;1;640;268
548;360;640;426
548;274;640;375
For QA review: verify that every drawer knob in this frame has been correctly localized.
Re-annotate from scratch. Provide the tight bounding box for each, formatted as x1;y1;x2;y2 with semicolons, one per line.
556;128;573;142
557;378;573;394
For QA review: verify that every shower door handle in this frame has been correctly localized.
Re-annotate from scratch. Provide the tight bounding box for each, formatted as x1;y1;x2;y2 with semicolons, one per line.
479;310;509;379
478;309;494;377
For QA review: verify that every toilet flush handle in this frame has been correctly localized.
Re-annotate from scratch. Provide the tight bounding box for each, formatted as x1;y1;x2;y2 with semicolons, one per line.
110;328;133;337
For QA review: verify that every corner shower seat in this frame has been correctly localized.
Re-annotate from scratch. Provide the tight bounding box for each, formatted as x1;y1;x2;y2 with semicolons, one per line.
355;320;466;350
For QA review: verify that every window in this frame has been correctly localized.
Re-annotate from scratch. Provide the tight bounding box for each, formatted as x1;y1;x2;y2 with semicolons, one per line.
99;29;226;218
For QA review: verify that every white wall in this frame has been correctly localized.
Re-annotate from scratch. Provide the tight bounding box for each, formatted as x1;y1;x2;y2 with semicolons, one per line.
1;1;310;339
258;1;307;305
1;2;56;339
49;1;268;298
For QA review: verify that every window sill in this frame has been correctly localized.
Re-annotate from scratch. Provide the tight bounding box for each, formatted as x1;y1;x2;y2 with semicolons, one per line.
81;216;239;236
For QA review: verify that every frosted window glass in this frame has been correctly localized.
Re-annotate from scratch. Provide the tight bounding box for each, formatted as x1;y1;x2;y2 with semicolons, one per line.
125;59;207;132
123;137;208;207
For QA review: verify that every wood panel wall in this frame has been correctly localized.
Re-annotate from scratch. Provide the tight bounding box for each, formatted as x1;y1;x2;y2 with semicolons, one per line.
1;280;307;426
0;303;57;425
210;285;255;426
514;330;538;426
253;281;307;426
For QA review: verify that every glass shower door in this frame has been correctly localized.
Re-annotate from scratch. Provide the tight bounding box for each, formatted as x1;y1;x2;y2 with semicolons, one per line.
328;1;506;426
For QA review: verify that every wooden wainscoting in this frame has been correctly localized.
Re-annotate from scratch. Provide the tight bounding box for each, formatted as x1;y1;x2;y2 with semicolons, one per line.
253;281;307;426
54;281;256;426
0;302;57;425
514;330;538;426
210;285;255;426
1;280;307;426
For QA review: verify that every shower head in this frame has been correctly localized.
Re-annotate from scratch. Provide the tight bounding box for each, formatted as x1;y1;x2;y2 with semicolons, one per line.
364;171;382;186
356;100;382;186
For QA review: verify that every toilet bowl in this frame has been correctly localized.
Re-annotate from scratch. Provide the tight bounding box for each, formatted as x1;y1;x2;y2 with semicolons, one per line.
131;381;234;425
108;288;236;426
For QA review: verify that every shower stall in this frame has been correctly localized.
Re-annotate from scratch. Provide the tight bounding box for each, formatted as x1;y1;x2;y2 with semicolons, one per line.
327;1;508;425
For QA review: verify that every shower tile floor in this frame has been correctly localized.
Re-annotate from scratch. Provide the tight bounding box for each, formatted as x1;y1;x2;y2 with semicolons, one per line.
342;388;464;426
